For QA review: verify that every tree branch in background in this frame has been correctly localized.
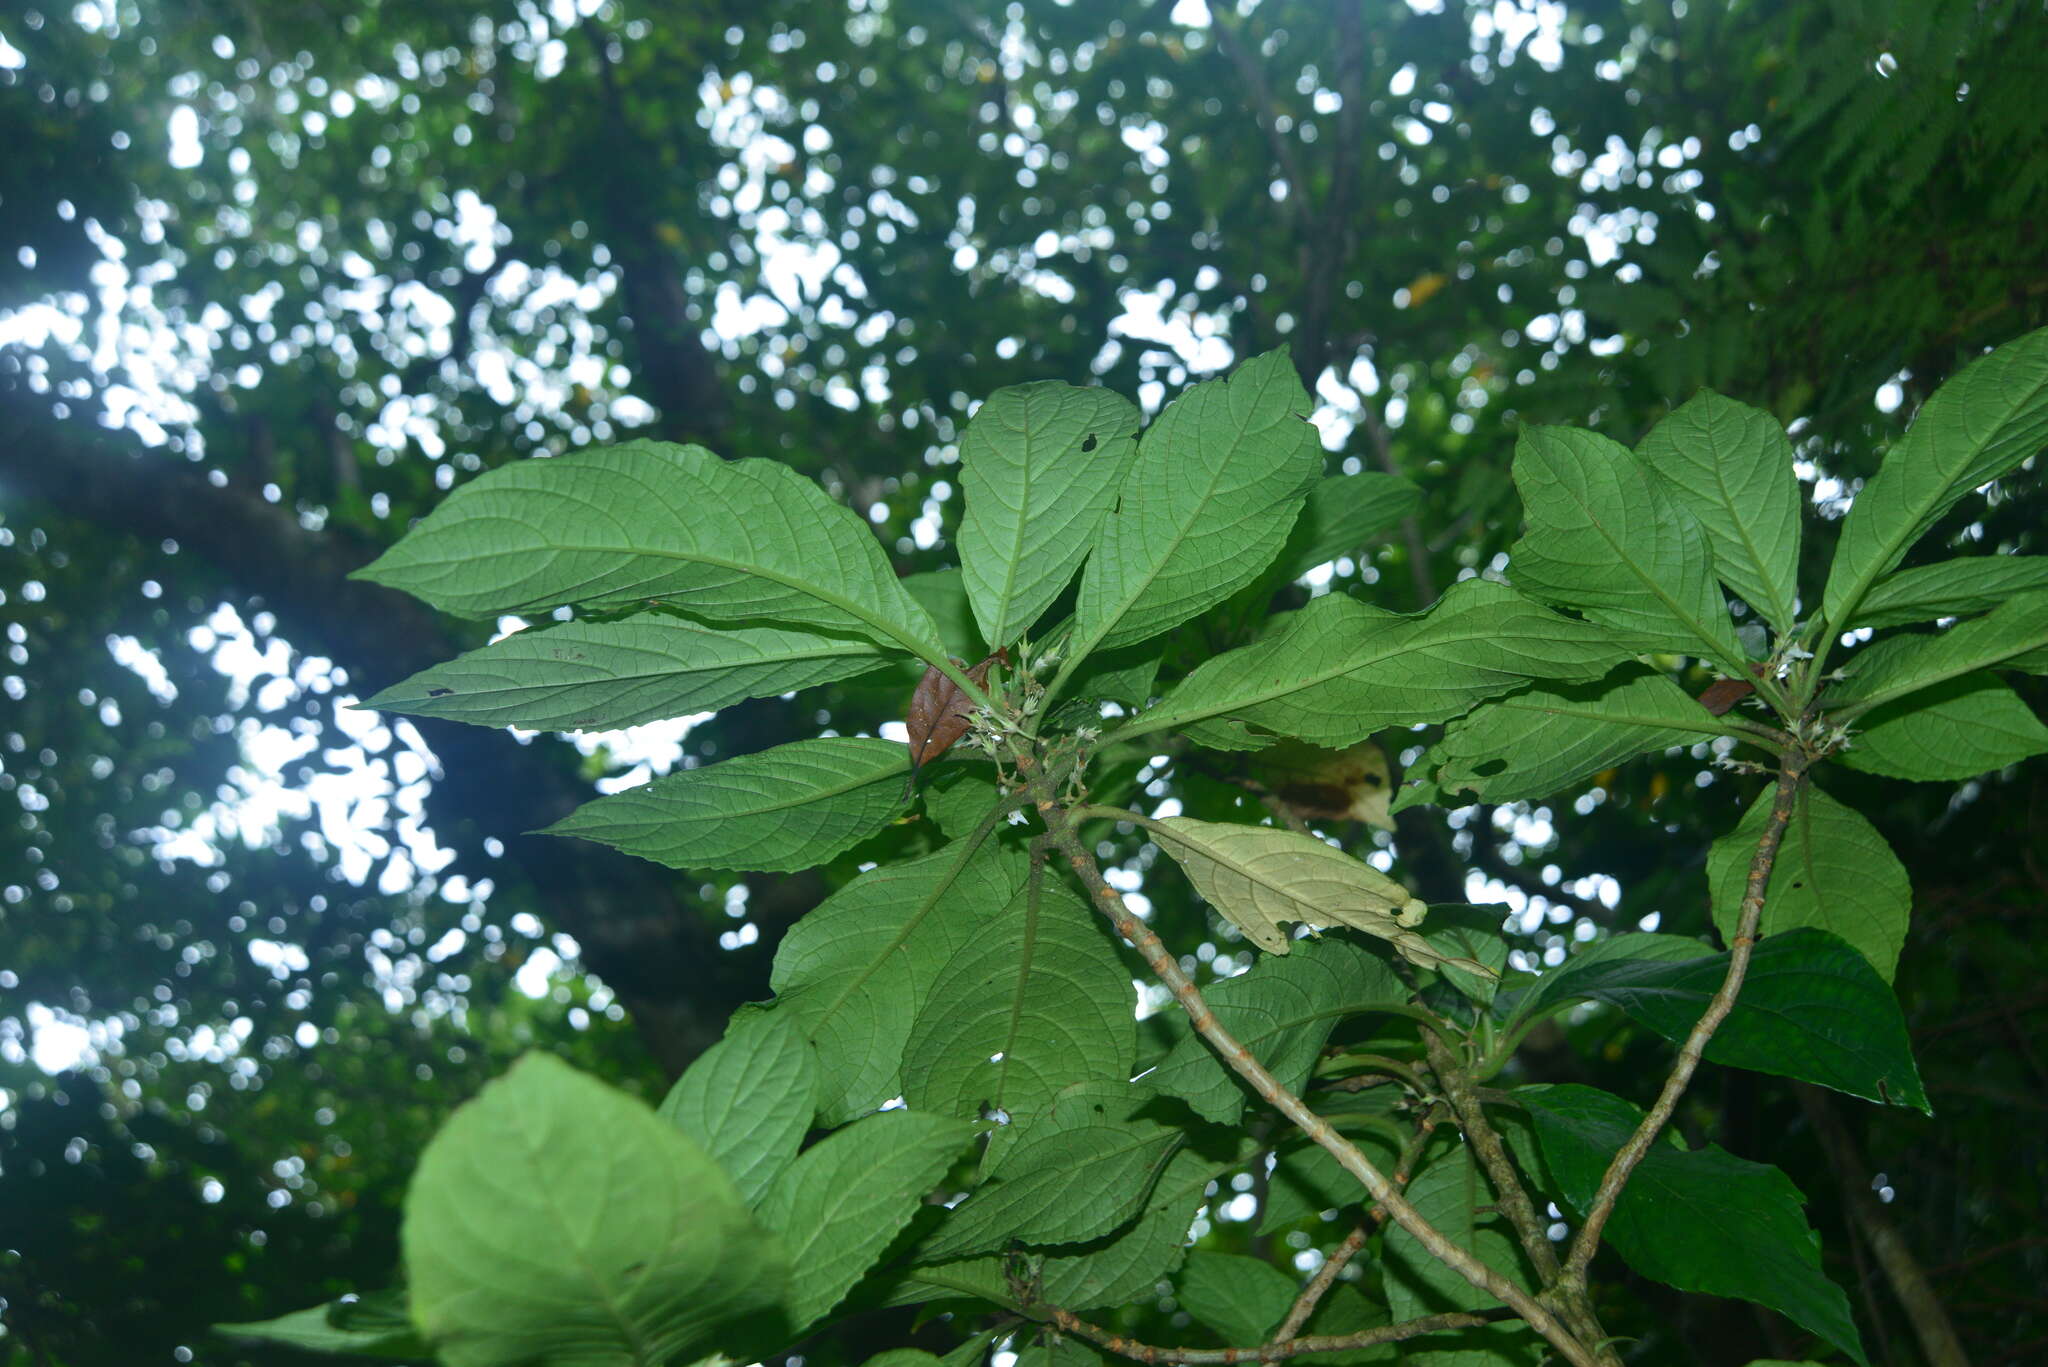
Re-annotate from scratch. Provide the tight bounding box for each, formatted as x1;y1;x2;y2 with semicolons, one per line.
1042;1306;1500;1365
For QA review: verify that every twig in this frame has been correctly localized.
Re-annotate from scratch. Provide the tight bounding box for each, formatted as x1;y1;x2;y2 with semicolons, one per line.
1024;767;1603;1367
1561;748;1809;1283
1044;1305;1498;1364
1207;9;1309;231
1422;1029;1562;1284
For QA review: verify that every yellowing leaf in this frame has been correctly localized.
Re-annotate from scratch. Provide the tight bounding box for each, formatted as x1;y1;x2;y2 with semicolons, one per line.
1405;272;1449;307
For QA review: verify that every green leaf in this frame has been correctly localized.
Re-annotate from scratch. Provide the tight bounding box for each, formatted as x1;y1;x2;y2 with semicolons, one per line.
363;610;891;732
1507;425;1745;667
919;1081;1181;1259
1707;785;1911;982
904;568;988;662
1424;665;1731;806
544;736;908;873
1849;555;2048;629
402;1053;786;1367
657;1006;820;1206
1520;1084;1866;1366
1512;929;1928;1110
921;765;1007;839
215;1292;426;1359
354;439;942;654
1145;816;1489;977
1499;932;1712;1032
1829;590;2048;714
1015;1339;1104;1367
1839;673;2048;780
1822;326;2048;627
1381;1144;1536;1317
959;381;1140;649
1121;578;1635;750
1421;904;1512;1006
757;1109;976;1333
1073;349;1321;657
903;875;1136;1122
1635;391;1802;635
1176;1250;1298;1344
1143;936;1407;1124
1270;472;1424;581
773;830;1030;1124
1257;1132;1400;1233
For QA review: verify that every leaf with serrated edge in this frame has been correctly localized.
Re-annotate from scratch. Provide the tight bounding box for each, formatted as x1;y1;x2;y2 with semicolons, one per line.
1829;590;2048;713
904;877;1136;1122
1850;555;2048;630
354;439;941;654
403;1054;786;1367
1635;391;1802;635
773;830;1030;1124
1177;1251;1297;1344
1073;349;1320;657
1508;425;1745;668
1427;666;1731;805
1120;578;1635;750
959;382;1140;650
1838;674;2048;781
658;1006;820;1206
1707;785;1911;982
1147;816;1491;977
757;1109;974;1333
366;610;889;731
1823;326;2048;627
1381;1144;1536;1318
1520;1084;1866;1366
545;736;907;873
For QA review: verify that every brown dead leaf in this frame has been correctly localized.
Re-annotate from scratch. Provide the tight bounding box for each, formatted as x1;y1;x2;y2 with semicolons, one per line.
906;649;1006;773
1696;676;1757;716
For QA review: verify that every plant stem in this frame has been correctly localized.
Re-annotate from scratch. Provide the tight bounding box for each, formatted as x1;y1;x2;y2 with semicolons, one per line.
1560;746;1810;1284
1044;1305;1498;1364
1025;769;1602;1367
1422;1029;1561;1284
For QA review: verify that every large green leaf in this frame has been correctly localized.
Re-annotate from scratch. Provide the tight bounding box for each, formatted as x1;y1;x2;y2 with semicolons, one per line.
774;830;1030;1123
1519;1085;1866;1366
1828;590;2048;714
1508;426;1746;667
1119;578;1634;750
902;875;1136;1122
1176;1251;1298;1344
1498;932;1712;1032
1142;936;1407;1123
1257;1131;1401;1233
1822;326;2048;627
1849;555;2048;629
1838;673;2048;780
1635;391;1802;635
657;1006;820;1206
1269;471;1424;581
545;736;908;873
757;1109;975;1333
365;610;890;732
1146;815;1489;976
1380;1143;1536;1318
402;1054;786;1367
354;440;942;654
1706;785;1911;982
1072;349;1320;657
1421;666;1732;806
1508;929;1927;1110
919;1081;1181;1260
958;381;1140;650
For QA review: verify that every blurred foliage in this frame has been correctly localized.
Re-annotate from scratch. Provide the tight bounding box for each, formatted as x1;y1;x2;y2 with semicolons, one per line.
0;0;2043;1364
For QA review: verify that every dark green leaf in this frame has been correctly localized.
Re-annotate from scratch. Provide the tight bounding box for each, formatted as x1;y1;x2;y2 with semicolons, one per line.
1176;1250;1297;1344
1381;1143;1536;1317
1270;472;1424;581
1838;673;2048;780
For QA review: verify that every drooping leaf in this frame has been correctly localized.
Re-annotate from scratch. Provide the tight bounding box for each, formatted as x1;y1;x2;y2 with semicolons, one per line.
1380;1143;1536;1318
1822;326;2048;627
1520;1084;1866;1366
919;1081;1182;1259
1849;555;2048;629
1142;936;1408;1123
1419;666;1734;806
364;610;892;732
907;650;1004;771
1145;816;1490;976
544;736;908;874
1706;785;1911;982
657;1005;820;1206
1838;673;2048;780
354;440;943;654
1507;425;1746;667
903;875;1136;1122
1269;471;1424;581
216;1292;426;1359
402;1054;786;1367
1073;349;1321;657
1828;590;2048;713
773;831;1031;1123
1122;578;1635;750
1635;391;1803;634
756;1109;975;1333
1176;1251;1298;1344
958;381;1140;650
